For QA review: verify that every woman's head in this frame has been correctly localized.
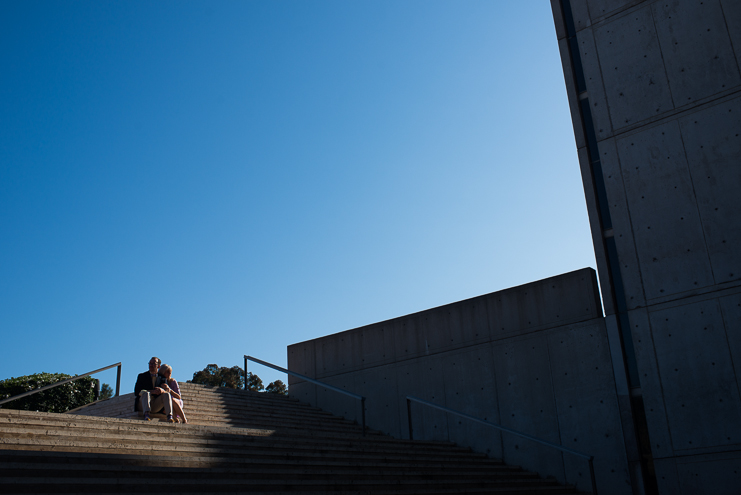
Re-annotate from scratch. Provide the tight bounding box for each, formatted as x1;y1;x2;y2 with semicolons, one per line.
158;364;173;379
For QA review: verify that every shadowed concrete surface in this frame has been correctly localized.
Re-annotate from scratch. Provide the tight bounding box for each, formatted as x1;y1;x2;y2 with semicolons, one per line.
552;1;741;493
289;268;631;495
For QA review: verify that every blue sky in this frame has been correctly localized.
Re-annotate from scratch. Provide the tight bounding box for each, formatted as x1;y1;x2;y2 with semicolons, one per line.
1;1;595;393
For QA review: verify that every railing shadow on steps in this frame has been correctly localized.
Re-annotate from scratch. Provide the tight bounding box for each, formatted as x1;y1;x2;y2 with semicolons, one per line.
406;395;598;495
245;355;366;436
0;362;122;408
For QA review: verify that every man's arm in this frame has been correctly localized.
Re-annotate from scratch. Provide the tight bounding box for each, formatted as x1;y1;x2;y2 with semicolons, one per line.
133;373;160;397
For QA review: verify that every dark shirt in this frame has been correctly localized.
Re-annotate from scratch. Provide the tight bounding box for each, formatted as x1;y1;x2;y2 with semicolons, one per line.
133;371;164;411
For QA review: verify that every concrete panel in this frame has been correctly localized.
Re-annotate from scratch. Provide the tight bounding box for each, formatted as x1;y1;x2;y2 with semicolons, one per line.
288;381;317;408
649;299;741;450
719;291;741;398
392;312;426;363
314;330;353;378
593;6;674;130
548;321;632;495
588;0;641;21
456;296;491;346
679;99;741;285
569;0;592;33
355;366;399;437
492;336;563;481
721;0;741;69
286;339;315;383
627;308;674;459
313;372;360;424
396;356;449;442
359;321;396;369
616;121;714;299
599;137;646;309
421;306;455;355
653;0;740;105
653;457;681;495
441;345;503;459
577;29;614;141
485;287;528;339
676;452;741;495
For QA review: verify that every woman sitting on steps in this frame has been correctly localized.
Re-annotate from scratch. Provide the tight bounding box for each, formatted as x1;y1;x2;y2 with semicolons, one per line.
158;364;188;424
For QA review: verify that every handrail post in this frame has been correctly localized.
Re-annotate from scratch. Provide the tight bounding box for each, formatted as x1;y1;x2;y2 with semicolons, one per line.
588;456;598;495
244;355;248;391
115;364;121;397
361;397;366;437
407;397;414;440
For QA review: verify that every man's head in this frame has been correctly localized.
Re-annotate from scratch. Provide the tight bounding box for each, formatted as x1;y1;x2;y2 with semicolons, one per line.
148;357;161;375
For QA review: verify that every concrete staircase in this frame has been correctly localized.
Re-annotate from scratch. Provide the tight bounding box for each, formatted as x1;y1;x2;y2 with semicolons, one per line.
0;382;578;494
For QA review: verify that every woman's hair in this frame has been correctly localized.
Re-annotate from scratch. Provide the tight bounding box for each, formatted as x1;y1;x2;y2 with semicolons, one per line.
158;364;173;378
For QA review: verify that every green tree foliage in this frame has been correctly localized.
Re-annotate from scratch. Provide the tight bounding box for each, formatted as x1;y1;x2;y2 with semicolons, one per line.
0;372;96;413
100;383;113;400
265;379;287;395
247;372;264;392
189;364;264;391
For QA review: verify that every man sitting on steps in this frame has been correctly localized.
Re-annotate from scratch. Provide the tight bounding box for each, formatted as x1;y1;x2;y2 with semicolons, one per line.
134;356;174;422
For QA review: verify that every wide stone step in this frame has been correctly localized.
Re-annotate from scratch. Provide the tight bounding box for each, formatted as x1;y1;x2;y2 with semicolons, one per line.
0;480;576;495
177;408;360;425
177;400;355;420
2;461;539;481
0;450;519;472
1;411;405;446
0;423;476;456
0;433;487;462
0;439;500;467
3;475;564;495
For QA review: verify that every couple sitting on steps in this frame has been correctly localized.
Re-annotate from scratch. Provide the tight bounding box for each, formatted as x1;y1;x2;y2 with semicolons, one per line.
134;357;188;424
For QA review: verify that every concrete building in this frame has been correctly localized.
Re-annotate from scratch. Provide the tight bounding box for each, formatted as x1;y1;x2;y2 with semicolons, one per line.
288;2;741;494
552;0;741;493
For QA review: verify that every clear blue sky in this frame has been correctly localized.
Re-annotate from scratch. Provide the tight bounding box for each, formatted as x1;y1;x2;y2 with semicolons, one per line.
1;1;595;394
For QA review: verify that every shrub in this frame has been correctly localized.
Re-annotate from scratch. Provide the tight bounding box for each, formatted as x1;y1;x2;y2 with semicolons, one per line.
0;372;96;413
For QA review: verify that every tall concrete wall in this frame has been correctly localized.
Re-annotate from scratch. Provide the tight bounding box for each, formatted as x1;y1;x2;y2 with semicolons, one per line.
552;1;741;493
288;268;632;495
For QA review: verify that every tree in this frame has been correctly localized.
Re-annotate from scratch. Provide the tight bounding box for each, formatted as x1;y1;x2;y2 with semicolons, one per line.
0;372;96;413
246;372;264;392
265;380;287;395
189;364;264;391
100;383;113;400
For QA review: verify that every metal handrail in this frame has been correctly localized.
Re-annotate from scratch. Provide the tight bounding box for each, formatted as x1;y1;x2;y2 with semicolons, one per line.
0;363;122;407
245;355;366;436
406;395;597;495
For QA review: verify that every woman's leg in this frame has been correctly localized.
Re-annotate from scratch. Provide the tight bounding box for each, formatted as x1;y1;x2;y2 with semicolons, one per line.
172;400;187;424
